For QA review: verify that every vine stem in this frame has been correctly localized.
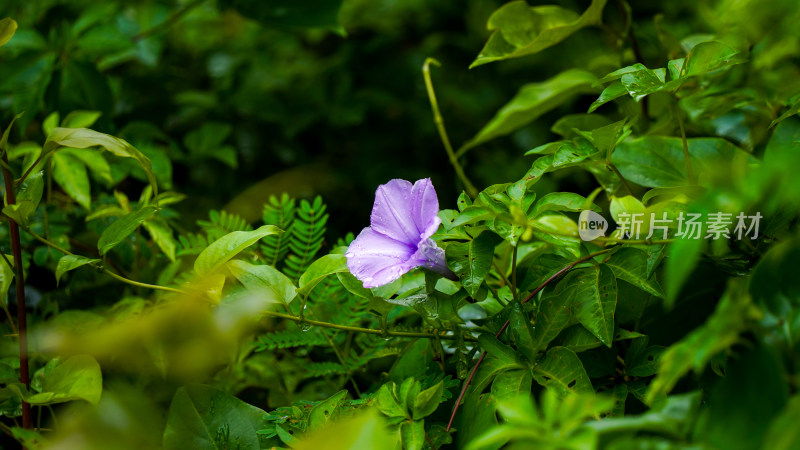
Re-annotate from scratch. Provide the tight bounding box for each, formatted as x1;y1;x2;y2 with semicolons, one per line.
422;58;478;198
23;228;188;295
1;152;32;429
445;248;615;431
262;310;477;342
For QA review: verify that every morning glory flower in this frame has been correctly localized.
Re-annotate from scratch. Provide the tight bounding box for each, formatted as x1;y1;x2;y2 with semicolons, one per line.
346;178;456;288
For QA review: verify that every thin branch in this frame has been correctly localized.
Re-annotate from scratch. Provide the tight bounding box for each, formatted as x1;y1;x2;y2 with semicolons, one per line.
24;228;188;295
262;310;477;342
607;163;634;196
446;248;615;431
422;58;478;198
131;0;205;42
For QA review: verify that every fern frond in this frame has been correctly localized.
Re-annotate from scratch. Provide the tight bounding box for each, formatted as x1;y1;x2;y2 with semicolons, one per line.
255;329;327;351
283;196;328;282
300;362;348;379
176;232;211;256
261;194;296;267
198;210;252;242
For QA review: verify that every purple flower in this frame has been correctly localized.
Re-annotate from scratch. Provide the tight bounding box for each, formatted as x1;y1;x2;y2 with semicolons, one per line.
346;178;456;288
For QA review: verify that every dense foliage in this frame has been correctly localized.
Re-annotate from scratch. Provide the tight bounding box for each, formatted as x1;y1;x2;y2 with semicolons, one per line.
1;0;799;448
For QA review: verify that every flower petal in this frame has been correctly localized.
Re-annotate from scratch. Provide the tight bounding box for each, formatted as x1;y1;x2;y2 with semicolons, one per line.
410;178;441;239
370;179;420;245
345;227;415;288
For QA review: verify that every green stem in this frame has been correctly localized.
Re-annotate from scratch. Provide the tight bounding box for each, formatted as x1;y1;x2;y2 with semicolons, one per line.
14;153;44;188
24;228;187;295
422;58;478;198
262;310;477;342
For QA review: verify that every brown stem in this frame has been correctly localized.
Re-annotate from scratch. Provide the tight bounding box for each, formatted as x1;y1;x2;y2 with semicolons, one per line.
2;152;32;429
445;248;614;431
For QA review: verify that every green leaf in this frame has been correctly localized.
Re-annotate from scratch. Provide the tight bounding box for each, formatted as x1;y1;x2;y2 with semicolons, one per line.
375;383;407;418
43;112;60;136
532;277;575;352
524;139;601;185
531;347;592;395
400;420;425;450
684;40;746;76
508;302;536;361
308;390;347;431
162;384;267;450
142;220;177;262
531;192;599;217
194;225;282;276
568;265;618;347
55;255;98;286
588;80;627;112
2;171;44;227
445;231;501;296
620;67;666;101
612;136;750;188
63;148;113;185
463;69;599;151
608;195;645;223
10;355;103;405
97;206;158;255
17;171;44;209
0;254;14;307
52;152;91;209
412;380;444;419
61;110;102;129
297;253;348;297
478;334;520;367
227;259;297;305
337;272;375;299
0;17;17;47
471;0;607;68
491;369;532;401
604;248;664;298
44;127;158;197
